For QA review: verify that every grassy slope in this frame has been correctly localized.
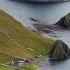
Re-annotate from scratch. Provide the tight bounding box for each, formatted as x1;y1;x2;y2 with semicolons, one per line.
0;63;21;70
0;65;15;70
0;66;14;70
0;10;54;64
0;52;16;63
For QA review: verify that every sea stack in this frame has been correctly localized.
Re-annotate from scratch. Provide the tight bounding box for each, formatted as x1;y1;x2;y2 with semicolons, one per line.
49;40;70;61
56;13;70;29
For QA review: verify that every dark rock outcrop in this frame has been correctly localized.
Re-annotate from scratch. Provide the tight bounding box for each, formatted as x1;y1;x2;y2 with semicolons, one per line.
56;13;70;29
49;40;70;61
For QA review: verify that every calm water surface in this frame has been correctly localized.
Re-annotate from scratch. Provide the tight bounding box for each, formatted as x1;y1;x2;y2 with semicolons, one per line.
0;0;70;70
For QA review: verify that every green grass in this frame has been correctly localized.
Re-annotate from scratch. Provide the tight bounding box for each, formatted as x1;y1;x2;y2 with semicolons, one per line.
0;64;39;70
0;64;15;70
0;66;14;70
23;64;40;70
0;52;16;63
0;10;54;64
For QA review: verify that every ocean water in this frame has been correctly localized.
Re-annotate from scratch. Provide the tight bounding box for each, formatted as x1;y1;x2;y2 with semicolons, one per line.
0;0;70;70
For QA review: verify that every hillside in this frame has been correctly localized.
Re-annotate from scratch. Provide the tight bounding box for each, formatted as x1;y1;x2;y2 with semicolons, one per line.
0;10;54;65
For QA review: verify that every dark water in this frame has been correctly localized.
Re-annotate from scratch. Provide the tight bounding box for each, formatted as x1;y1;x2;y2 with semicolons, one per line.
0;0;70;70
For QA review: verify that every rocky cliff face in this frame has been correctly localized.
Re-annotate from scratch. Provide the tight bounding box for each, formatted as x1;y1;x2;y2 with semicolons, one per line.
49;40;70;61
56;13;70;29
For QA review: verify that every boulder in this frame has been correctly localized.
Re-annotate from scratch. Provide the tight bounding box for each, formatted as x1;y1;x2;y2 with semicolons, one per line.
49;40;70;61
56;13;70;29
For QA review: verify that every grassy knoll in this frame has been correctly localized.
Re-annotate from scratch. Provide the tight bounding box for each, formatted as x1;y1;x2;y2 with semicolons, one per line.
0;10;54;64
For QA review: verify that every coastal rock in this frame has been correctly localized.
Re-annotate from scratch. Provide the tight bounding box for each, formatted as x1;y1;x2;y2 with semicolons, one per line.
56;13;70;29
49;40;70;61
